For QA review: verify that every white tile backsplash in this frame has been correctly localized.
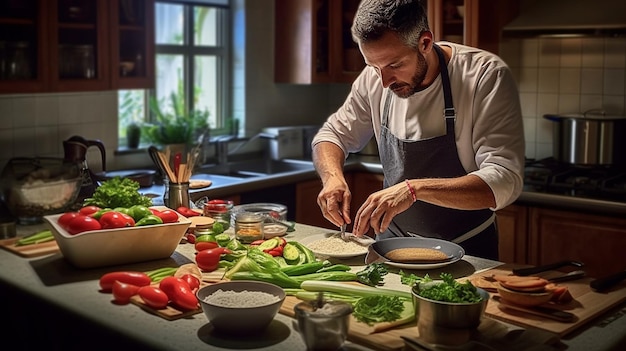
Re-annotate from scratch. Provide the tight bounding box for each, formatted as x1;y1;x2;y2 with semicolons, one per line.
512;37;626;160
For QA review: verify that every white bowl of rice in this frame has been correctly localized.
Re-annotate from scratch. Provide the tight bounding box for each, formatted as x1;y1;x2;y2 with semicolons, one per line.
196;280;286;333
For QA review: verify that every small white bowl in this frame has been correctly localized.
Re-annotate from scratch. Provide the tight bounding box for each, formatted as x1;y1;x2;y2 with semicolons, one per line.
197;280;286;334
44;206;191;268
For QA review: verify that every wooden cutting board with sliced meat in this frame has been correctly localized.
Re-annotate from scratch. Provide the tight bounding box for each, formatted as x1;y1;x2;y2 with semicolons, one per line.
0;238;60;257
467;264;626;337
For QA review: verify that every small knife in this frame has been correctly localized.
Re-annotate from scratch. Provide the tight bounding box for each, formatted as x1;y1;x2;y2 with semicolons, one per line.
492;295;576;323
512;260;584;276
548;270;586;283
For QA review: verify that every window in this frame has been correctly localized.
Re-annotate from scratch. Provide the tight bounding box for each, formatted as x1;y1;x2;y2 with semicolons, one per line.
118;0;231;147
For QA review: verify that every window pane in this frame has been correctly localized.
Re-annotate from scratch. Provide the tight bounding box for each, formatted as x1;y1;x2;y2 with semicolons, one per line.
194;6;217;46
194;55;217;128
156;54;184;116
118;90;145;132
156;3;184;45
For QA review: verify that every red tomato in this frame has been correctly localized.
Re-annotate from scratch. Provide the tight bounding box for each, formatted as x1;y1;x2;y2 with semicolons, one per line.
176;206;200;217
195;247;231;272
99;271;152;292
185;233;196;244
79;205;101;216
159;276;198;311
137;286;169;309
207;199;226;204
112;280;140;304
67;215;102;235
154;209;179;223
266;245;284;257
194;241;218;251
180;274;200;292
99;211;135;229
58;212;80;230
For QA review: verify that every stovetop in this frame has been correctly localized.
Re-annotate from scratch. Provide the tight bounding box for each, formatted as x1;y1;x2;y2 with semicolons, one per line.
524;158;626;203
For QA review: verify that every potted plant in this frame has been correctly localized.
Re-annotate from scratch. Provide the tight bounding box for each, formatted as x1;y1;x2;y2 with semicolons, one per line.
142;92;209;150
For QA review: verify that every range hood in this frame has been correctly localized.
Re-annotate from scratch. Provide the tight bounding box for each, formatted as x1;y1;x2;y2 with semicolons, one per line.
503;0;626;37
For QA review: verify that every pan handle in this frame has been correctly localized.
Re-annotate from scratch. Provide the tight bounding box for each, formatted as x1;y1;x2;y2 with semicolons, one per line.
512;260;584;276
590;270;626;292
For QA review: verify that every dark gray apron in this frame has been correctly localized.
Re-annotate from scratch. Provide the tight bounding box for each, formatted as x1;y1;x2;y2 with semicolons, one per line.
377;44;498;259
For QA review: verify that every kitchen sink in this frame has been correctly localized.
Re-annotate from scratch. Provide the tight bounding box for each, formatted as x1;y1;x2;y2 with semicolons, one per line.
197;159;315;178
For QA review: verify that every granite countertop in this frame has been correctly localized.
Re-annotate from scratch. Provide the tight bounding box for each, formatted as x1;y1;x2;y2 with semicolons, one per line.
4;222;626;350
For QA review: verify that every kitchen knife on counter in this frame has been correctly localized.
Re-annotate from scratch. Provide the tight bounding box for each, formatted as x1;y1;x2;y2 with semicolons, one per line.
512;260;584;276
590;270;626;292
492;295;576;323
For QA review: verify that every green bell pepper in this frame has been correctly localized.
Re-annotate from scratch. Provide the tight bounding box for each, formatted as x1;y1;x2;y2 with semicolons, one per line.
134;214;163;226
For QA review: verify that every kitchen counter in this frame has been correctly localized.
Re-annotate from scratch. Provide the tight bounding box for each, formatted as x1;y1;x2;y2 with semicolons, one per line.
143;155;626;216
3;223;626;350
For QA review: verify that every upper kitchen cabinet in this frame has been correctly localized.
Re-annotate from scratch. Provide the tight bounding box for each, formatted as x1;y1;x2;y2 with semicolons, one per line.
0;0;48;93
109;0;155;89
427;0;519;55
275;0;365;84
0;0;154;94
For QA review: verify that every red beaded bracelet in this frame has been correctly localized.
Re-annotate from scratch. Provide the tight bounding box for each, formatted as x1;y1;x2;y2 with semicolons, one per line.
405;179;417;202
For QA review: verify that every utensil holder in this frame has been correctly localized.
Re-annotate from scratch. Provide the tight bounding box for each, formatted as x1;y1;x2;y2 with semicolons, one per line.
165;182;190;209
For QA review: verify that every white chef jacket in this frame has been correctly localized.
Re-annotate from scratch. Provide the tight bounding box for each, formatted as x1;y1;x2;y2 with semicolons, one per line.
312;42;525;211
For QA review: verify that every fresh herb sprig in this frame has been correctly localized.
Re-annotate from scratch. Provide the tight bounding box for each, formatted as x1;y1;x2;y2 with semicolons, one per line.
84;177;153;209
401;271;482;303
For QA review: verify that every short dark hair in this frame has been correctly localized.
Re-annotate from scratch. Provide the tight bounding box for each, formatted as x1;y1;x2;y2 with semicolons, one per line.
351;0;430;50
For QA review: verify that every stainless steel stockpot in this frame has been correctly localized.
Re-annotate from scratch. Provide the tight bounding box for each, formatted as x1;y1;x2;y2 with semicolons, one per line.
544;111;626;166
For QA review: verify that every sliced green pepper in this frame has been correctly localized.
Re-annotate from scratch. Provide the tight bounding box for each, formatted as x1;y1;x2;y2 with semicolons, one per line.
134;214;163;226
91;208;113;220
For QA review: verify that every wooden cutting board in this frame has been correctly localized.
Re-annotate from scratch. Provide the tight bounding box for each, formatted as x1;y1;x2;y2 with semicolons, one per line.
468;264;626;337
0;238;60;258
280;295;416;351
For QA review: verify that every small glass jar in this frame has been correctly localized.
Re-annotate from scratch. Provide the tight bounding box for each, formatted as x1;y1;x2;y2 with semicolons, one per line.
234;212;264;243
204;200;234;230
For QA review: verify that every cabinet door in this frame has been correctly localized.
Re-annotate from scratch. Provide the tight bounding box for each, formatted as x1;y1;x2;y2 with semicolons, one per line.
109;0;154;89
350;172;383;237
49;0;110;91
496;204;528;264
529;208;626;279
0;0;48;93
274;0;364;84
295;179;335;229
427;0;518;55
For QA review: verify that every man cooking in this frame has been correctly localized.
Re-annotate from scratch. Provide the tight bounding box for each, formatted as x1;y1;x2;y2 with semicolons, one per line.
311;0;524;260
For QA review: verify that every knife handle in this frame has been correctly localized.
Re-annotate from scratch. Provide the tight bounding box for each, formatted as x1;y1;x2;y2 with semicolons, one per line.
493;296;575;323
512;260;584;276
590;270;626;292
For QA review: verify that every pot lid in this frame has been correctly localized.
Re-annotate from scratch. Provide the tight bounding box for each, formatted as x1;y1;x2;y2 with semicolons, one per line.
544;110;626;121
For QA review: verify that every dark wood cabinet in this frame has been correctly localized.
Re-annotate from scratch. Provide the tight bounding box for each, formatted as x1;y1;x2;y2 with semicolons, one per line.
295;178;334;229
528;208;626;279
0;0;154;93
274;0;365;84
496;204;528;264
426;0;519;55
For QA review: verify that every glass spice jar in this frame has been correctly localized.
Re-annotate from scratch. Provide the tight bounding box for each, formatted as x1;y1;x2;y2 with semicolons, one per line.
204;200;234;230
234;212;264;243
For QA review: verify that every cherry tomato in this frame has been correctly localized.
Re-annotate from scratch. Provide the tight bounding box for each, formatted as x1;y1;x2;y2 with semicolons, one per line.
195;247;231;272
176;206;200;218
266;245;284;257
112;280;140;304
79;205;101;216
67;215;102;235
159;276;198;311
137;286;169;309
180;274;200;292
153;209;179;224
99;271;152;292
194;241;219;252
58;212;80;230
99;211;135;229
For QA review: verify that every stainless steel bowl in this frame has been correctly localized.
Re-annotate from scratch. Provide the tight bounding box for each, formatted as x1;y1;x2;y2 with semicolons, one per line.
412;284;489;329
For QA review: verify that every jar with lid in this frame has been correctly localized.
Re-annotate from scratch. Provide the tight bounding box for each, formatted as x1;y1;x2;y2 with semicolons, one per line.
234;212;264;243
204;200;233;230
